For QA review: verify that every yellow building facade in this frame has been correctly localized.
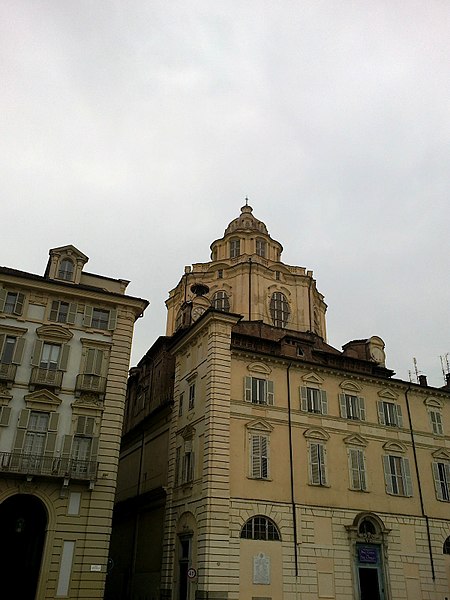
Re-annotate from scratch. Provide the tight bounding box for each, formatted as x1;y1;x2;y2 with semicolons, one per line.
110;206;450;600
0;245;147;599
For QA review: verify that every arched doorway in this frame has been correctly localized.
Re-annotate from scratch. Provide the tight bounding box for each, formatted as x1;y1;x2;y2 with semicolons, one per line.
0;494;48;599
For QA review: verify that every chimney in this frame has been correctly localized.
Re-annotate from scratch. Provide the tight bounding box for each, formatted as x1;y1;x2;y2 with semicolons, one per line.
418;374;428;387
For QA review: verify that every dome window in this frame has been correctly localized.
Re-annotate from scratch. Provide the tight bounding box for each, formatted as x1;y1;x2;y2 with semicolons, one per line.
270;292;290;328
213;291;230;312
229;238;240;259
256;238;266;258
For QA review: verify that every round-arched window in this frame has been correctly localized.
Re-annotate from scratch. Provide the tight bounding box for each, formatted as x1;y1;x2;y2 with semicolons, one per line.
240;516;281;541
58;258;74;281
212;291;230;312
270;292;290;328
444;536;450;555
359;519;377;536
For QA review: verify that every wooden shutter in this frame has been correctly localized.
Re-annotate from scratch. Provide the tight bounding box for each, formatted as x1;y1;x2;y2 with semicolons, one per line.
320;390;328;415
432;462;443;500
251;435;261;477
0;333;5;358
85;348;103;375
58;344;70;371
89;437;99;476
319;444;327;485
244;377;252;402
49;301;59;321
358;396;366;421
31;339;44;367
0;407;11;427
83;305;93;327
0;288;6;312
67;303;77;324
339;394;347;418
13;429;26;453
349;449;360;489
260;435;269;478
48;412;59;432
300;387;308;412
267;380;274;405
11;337;25;365
377;401;385;425
402;457;413;496
14;293;25;315
383;455;393;493
396;404;403;427
76;416;95;435
310;443;320;484
175;447;180;485
45;432;57;456
61;435;73;458
17;408;30;429
108;309;117;330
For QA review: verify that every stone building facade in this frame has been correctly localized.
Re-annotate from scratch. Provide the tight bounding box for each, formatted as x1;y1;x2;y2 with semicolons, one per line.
109;206;450;600
0;245;147;599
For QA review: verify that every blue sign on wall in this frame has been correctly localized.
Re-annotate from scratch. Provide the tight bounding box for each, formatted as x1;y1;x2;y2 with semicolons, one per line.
358;546;378;564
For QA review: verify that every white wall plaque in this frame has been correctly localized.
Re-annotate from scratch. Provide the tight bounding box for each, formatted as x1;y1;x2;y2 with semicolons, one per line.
253;553;270;585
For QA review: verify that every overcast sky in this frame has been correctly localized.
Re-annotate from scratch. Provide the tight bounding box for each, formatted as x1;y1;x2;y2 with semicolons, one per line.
1;1;449;387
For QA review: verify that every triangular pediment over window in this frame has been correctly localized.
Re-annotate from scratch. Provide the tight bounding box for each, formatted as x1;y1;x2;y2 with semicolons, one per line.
378;388;398;401
24;389;61;411
382;441;406;453
343;434;367;447
432;448;450;461
303;428;329;441
302;372;324;385
246;419;273;433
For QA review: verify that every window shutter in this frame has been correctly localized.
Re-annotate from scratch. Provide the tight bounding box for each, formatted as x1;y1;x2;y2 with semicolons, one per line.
48;412;59;432
310;443;320;484
0;407;11;427
383;456;393;493
396;404;403;428
108;309;117;330
319;444;327;485
45;432;57;456
339;394;347;418
267;380;274;405
300;387;308;412
31;339;44;367
244;377;252;402
0;288;6;312
402;457;413;496
61;435;73;458
83;305;93;327
77;416;95;435
76;416;87;435
0;333;5;358
93;350;103;376
358;396;366;421
251;435;261;477
49;301;59;321
13;429;26;453
67;303;77;324
432;462;443;500
435;412;443;435
85;348;96;374
360;450;367;491
12;337;25;365
17;408;30;429
14;293;25;315
349;449;360;489
377;401;385;425
89;437;99;477
59;344;70;371
261;436;269;479
320;390;328;415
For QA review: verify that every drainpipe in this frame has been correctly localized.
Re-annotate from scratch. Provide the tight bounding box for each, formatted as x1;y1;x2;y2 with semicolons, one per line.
404;385;435;580
307;277;313;332
286;363;299;576
248;257;252;321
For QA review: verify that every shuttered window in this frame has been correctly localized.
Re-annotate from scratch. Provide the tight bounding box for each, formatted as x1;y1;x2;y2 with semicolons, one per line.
339;394;366;420
309;442;327;486
31;340;70;371
432;462;450;501
84;306;117;330
377;401;403;427
383;455;412;496
0;290;25;316
430;411;444;435
348;448;367;491
85;348;104;375
49;301;77;324
250;434;269;479
300;387;327;415
0;335;25;365
245;377;274;405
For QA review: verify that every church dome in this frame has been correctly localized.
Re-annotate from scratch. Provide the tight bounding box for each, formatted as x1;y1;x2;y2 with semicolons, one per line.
224;203;269;236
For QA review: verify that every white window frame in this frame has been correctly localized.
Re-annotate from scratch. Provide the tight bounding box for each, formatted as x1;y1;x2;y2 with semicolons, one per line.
229;238;240;258
250;433;269;479
348;448;367;491
300;386;328;415
256;238;266;258
429;410;444;435
309;442;327;486
383;454;412;496
340;393;365;420
1;291;25;316
245;376;274;405
377;400;403;427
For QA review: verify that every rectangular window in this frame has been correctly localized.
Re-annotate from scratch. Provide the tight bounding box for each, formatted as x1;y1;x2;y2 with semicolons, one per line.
72;436;92;475
300;386;327;414
188;383;195;410
40;343;61;371
179;393;184;417
230;239;240;258
348;448;367;491
340;393;365;420
1;291;25;316
182;450;194;483
309;442;327;485
433;461;450;501
1;336;17;364
430;410;444;435
256;239;266;257
250;434;269;479
377;401;403;427
91;308;110;330
24;411;50;455
383;455;412;496
49;301;77;324
245;377;274;405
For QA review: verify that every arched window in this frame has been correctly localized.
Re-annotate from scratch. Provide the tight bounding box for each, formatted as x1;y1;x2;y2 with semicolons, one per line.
256;238;266;258
58;258;74;281
444;536;450;554
241;516;281;541
229;238;240;259
270;292;290;328
212;291;230;312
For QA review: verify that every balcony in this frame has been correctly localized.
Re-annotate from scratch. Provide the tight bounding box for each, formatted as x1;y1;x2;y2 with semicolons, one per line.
0;363;17;388
0;451;97;481
75;374;106;396
29;367;63;391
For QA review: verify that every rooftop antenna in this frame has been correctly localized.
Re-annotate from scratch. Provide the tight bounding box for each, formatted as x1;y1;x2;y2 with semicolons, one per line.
408;370;413;383
413;357;420;383
440;353;449;383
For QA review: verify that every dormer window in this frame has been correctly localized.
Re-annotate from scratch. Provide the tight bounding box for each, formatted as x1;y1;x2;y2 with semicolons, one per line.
229;238;240;259
58;259;74;282
256;238;266;258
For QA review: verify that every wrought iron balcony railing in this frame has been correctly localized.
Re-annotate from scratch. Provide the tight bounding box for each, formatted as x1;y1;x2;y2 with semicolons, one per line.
29;367;63;390
0;451;97;481
75;374;106;395
0;363;17;386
